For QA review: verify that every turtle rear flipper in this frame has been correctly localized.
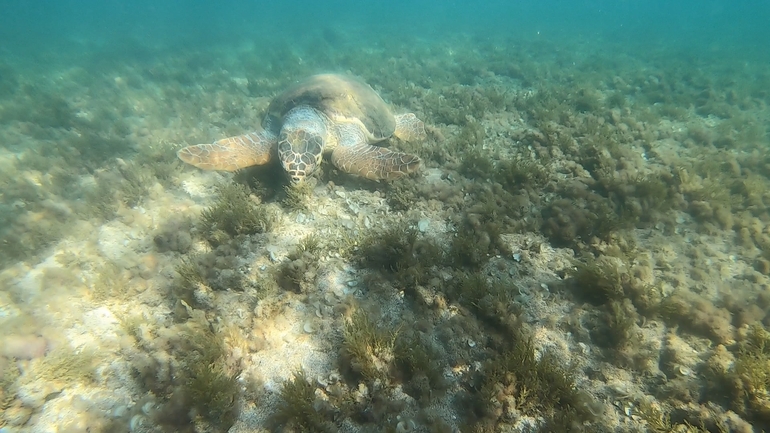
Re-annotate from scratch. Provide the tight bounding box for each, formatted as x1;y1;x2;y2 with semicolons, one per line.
331;143;420;181
393;113;426;141
177;131;275;171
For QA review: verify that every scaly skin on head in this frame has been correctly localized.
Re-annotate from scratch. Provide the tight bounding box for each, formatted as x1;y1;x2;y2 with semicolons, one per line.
277;106;327;183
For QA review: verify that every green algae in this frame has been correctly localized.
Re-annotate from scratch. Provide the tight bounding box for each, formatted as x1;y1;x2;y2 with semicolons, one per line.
0;361;21;413
116;160;153;207
199;182;276;246
449;272;518;329
595;300;638;350
81;179;120;220
340;310;398;384
352;220;444;289
276;236;322;293
393;330;447;402
90;261;129;302
467;331;597;430
128;317;240;432
270;371;336;433
635;399;727;433
184;359;239;430
175;255;207;290
36;346;100;385
570;256;626;305
281;180;314;211
721;324;770;426
356;223;419;273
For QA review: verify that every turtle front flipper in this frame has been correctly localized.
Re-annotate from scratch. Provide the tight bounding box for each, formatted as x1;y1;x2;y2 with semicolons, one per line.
177;130;276;171
393;113;426;141
331;143;420;181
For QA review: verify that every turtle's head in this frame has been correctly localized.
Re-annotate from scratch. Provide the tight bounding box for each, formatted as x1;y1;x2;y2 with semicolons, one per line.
278;107;327;183
277;128;324;183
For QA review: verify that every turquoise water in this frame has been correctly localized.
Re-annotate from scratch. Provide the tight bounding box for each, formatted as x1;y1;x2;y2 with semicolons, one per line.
2;1;770;432
2;1;768;56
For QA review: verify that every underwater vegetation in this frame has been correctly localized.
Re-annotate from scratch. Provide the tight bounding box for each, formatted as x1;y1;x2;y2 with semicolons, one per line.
353;221;444;288
634;399;728;433
0;160;75;266
172;240;256;307
175;255;207;290
459;148;551;191
89;261;129;302
153;216;194;254
0;211;67;268
446;272;520;332
199;182;277;246
115;159;154;207
711;324;770;427
419;271;602;430
281;180;314;211
340;310;398;384
35;346;100;385
449;189;514;268
127;314;240;432
276;234;322;293
571;256;628;305
267;307;447;431
0;363;21;428
355;223;420;273
460;326;602;432
182;331;240;431
269;371;336;432
393;329;448;403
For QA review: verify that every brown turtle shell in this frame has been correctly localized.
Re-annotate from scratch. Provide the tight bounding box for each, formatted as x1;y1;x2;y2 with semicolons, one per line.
263;74;396;141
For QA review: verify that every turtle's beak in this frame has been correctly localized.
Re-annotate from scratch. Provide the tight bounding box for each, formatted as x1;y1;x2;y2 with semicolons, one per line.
287;169;310;184
280;152;319;183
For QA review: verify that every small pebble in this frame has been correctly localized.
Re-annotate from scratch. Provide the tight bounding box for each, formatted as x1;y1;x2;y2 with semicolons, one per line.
141;401;155;415
417;219;430;233
112;405;129;418
266;246;280;262
303;321;316;334
129;414;146;432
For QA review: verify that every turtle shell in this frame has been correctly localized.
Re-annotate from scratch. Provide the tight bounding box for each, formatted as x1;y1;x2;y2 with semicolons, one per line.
264;74;396;141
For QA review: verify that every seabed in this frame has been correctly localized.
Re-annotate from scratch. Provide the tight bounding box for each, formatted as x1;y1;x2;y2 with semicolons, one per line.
1;30;770;432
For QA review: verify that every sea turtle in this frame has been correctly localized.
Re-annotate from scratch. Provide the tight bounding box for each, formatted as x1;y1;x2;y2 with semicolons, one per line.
177;73;426;183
